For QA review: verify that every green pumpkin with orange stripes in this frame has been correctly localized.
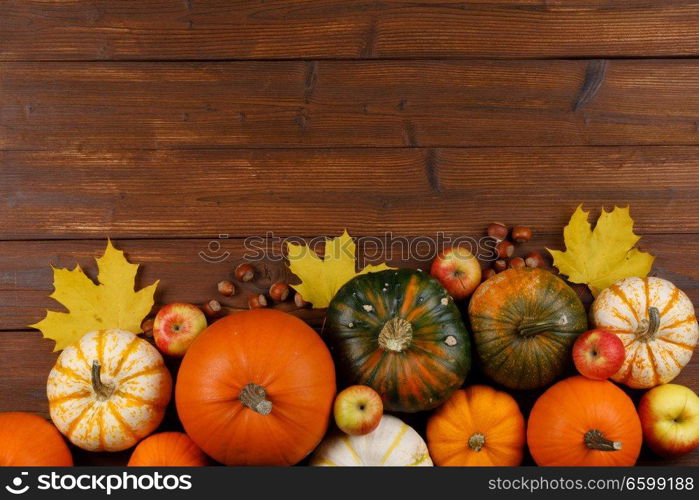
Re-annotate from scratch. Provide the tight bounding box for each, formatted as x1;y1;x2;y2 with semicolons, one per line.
326;268;470;413
468;268;587;390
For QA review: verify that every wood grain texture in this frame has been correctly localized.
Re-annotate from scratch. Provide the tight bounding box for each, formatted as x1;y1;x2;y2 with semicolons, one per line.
2;147;699;240
3;60;699;150
3;1;699;60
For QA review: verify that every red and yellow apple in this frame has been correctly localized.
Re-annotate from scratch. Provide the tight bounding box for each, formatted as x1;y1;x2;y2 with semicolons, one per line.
639;384;699;458
153;303;208;357
572;329;625;380
333;385;383;436
430;247;482;300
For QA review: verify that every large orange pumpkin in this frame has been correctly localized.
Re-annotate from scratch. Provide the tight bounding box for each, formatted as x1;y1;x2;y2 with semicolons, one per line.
0;412;73;466
128;432;209;466
176;309;336;465
527;376;642;466
426;385;525;466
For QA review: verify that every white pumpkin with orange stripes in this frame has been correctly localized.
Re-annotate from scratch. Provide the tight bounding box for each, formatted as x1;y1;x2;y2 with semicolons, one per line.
310;415;432;466
47;329;172;451
591;277;698;389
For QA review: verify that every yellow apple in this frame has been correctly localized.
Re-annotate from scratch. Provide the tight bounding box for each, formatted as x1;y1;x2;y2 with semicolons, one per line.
638;384;699;458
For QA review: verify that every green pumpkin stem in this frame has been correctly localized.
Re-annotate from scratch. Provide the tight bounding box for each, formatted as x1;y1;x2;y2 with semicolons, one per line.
468;432;486;452
91;360;114;401
636;307;661;342
239;383;273;415
517;317;567;337
584;429;622;451
378;317;413;352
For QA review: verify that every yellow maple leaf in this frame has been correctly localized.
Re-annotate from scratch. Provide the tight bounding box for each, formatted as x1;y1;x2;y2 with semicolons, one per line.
287;230;393;308
30;240;158;351
548;205;655;297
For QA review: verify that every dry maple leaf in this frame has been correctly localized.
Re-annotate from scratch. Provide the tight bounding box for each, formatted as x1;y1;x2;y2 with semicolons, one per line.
547;205;655;297
30;240;158;351
287;230;393;308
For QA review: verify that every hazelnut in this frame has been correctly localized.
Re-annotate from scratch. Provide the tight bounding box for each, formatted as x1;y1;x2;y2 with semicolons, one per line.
217;280;236;297
512;226;532;243
235;263;255;282
496;240;515;259
141;317;154;337
294;292;308;308
269;282;290;302
525;252;545;268
482;268;497;280
202;299;222;318
508;257;526;269
493;259;508;272
487;222;509;241
248;294;268;309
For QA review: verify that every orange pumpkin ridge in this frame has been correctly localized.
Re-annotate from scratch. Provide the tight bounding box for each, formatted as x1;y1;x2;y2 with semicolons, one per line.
0;413;73;466
427;385;525;466
129;432;209;466
176;309;336;466
527;376;642;466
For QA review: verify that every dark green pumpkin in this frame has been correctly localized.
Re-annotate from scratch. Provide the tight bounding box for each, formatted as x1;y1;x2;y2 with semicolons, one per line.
326;268;470;413
468;268;587;390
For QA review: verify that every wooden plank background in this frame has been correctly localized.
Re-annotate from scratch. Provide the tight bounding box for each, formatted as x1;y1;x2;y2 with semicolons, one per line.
1;0;697;466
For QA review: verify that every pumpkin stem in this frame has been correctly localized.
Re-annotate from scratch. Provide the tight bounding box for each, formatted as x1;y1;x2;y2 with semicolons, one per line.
584;429;622;451
239;383;273;416
636;307;661;342
468;432;486;452
378;317;413;352
91;360;114;401
518;316;568;337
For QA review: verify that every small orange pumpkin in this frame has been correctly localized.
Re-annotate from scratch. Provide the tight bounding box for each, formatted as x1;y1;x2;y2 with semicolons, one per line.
0;412;73;466
426;385;525;466
527;376;642;466
176;309;336;466
128;432;209;466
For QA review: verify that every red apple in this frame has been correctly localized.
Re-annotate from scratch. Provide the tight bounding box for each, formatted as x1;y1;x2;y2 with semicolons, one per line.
334;385;383;436
430;247;482;300
639;384;699;458
572;329;625;380
153;303;208;357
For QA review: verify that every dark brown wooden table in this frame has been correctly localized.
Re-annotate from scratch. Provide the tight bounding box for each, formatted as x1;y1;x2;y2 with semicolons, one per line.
0;1;697;466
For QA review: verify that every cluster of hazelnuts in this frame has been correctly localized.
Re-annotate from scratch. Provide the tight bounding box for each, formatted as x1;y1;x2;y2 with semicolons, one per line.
205;263;308;315
482;223;545;280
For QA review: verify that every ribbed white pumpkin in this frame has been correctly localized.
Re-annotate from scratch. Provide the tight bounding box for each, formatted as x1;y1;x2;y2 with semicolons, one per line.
310;415;432;466
47;329;172;451
591;277;698;389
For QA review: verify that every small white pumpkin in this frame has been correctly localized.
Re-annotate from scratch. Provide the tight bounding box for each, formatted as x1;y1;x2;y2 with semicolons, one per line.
591;277;698;388
310;415;432;466
47;329;172;451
